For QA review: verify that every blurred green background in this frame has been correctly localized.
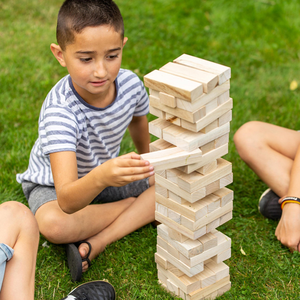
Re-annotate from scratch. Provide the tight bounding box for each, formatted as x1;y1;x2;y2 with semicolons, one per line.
1;0;300;298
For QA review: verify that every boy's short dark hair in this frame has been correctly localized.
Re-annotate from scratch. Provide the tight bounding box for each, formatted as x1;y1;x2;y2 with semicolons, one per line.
57;0;124;50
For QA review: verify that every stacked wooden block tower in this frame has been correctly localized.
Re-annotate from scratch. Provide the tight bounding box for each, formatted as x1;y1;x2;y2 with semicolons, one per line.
142;54;233;300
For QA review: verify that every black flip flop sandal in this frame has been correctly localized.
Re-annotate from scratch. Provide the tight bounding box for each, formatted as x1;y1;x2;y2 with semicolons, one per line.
66;241;92;282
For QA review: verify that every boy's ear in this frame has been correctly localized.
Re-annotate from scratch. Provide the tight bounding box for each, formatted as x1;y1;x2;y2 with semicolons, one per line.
50;43;67;67
123;37;128;47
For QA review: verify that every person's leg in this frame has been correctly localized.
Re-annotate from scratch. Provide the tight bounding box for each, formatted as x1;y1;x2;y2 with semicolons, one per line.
0;201;39;300
234;121;300;197
35;177;155;271
78;184;155;271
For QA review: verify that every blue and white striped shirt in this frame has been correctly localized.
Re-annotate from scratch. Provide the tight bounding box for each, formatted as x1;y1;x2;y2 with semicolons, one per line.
17;69;149;186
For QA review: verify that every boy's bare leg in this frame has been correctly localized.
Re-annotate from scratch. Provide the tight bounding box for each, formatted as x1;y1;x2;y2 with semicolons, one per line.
234;121;300;197
35;178;155;272
0;201;39;300
79;184;155;271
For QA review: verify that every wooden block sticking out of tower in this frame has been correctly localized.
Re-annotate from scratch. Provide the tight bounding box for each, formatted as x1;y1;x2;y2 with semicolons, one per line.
174;54;231;85
140;147;202;171
144;69;204;102
159;62;219;93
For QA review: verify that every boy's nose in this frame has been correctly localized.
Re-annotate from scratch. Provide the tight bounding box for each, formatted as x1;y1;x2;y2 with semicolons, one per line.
93;61;107;78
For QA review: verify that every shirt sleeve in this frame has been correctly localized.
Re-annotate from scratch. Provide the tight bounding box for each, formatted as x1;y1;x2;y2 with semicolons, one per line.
39;104;79;155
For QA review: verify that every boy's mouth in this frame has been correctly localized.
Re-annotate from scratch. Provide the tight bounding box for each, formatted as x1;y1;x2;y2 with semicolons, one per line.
90;80;107;87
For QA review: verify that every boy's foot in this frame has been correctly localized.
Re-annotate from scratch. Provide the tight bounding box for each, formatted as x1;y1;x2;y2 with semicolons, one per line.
61;280;115;300
66;241;92;281
258;188;282;220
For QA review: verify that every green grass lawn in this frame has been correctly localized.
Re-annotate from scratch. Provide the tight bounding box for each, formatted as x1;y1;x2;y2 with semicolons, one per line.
1;0;300;298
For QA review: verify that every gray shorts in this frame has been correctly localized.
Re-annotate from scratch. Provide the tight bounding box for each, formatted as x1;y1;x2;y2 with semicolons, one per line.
22;178;149;215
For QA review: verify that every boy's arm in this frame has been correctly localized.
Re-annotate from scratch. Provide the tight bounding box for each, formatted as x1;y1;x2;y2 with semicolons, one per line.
50;150;154;214
128;115;150;154
275;145;300;251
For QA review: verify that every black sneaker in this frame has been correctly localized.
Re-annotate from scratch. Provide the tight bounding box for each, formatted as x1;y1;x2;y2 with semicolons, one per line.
258;188;282;220
61;281;115;300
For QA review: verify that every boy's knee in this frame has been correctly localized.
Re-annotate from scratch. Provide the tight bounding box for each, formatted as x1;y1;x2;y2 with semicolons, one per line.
234;121;262;151
0;201;39;237
37;211;71;243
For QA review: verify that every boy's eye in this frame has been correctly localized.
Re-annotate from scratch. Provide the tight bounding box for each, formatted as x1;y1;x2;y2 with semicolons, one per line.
80;58;92;62
107;55;118;60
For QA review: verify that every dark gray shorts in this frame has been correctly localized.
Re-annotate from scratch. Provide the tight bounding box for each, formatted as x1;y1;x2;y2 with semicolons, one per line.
22;178;149;215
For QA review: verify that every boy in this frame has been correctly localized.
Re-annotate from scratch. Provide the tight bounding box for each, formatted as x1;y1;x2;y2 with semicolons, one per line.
234;121;300;252
0;202;115;299
17;0;155;281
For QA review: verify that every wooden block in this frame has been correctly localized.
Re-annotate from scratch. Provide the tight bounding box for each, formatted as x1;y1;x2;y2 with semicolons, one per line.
200;120;219;134
168;207;181;224
200;141;215;154
206;218;220;233
155;192;208;222
198;232;218;251
149;105;165;119
149;138;174;152
165;113;181;126
141;147;202;171
157;235;169;251
168;227;189;243
157;270;168;285
197;160;218;175
176;158;232;193
219;211;232;225
157;244;204;277
195;267;216;288
156;202;168;216
205;98;218;114
166;278;180;296
177;233;231;268
167;241;181;259
155;173;206;203
163;122;230;151
176;81;230;113
156;211;207;240
160;62;218;94
155;183;168;197
187;276;231;300
157;224;203;258
220;173;233;188
177;143;228;175
156;169;166;178
149;118;172;139
180;201;233;232
215;133;229;148
212;187;234;207
159;91;177;108
149;88;160;98
174;54;231;85
168;190;184;204
218;90;230;105
205;180;221;195
144;69;203;101
211;248;231;264
150;94;205;123
218;110;232;126
181;98;233;133
157;263;201;294
155;252;169;269
207;196;220;213
205;260;229;281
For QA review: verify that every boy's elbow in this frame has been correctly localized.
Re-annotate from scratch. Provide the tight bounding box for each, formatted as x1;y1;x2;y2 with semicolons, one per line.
57;199;78;214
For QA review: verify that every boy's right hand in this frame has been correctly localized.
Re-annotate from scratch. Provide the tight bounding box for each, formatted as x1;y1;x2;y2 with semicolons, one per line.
98;152;154;187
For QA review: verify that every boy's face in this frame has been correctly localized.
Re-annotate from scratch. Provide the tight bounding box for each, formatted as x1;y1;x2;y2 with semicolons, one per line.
51;25;127;106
